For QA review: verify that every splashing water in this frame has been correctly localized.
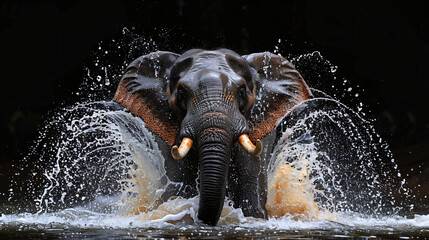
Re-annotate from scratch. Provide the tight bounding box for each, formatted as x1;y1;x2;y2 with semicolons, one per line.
265;130;323;221
4;98;427;232
2;37;428;238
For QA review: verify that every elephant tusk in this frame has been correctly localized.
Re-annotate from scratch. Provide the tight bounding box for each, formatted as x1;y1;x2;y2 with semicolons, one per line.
238;134;263;156
171;137;193;160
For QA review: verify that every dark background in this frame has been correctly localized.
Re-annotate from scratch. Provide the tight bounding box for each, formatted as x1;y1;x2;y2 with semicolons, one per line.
1;1;428;199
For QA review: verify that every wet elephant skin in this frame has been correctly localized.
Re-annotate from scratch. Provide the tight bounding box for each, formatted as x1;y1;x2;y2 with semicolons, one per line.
113;49;312;225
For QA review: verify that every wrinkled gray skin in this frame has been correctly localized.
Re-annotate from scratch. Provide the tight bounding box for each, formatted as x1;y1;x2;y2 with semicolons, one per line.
113;49;311;225
165;49;268;225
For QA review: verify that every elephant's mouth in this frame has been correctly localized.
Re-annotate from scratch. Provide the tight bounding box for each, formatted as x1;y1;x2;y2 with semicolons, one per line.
171;134;262;160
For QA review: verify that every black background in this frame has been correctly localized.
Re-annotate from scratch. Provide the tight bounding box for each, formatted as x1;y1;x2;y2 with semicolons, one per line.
1;0;428;198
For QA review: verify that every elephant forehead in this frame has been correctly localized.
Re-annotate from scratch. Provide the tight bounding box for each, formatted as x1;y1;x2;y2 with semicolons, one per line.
184;57;242;86
182;50;234;73
191;53;230;71
181;67;242;91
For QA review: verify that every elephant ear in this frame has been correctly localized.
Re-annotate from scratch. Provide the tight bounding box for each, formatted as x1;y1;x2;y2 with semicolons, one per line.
113;51;180;146
244;52;312;142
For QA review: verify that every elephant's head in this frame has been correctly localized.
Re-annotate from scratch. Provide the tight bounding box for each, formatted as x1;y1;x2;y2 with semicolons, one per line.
114;49;311;225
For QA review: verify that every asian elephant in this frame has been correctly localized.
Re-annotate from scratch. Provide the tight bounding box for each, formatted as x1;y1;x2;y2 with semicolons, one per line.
113;49;312;225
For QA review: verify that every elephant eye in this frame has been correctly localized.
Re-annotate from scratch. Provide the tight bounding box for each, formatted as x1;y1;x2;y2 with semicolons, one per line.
177;85;189;111
169;58;193;92
238;85;247;111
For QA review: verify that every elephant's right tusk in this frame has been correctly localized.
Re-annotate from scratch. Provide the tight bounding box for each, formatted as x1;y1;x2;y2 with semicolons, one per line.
239;134;263;156
171;137;193;160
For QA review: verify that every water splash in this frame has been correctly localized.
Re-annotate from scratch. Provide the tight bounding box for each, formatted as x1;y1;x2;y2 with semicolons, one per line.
266;130;324;221
4;97;428;238
8;97;410;223
275;98;412;215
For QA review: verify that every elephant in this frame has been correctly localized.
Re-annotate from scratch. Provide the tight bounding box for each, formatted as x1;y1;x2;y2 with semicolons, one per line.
113;49;312;225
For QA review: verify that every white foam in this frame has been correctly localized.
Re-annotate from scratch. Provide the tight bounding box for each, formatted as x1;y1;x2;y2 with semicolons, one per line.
1;208;429;231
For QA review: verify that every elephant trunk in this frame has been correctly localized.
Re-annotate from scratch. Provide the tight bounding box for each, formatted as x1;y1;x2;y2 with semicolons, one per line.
197;127;233;225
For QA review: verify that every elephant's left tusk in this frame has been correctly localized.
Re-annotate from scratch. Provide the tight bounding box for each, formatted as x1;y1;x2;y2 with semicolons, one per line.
239;134;263;156
171;137;193;160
